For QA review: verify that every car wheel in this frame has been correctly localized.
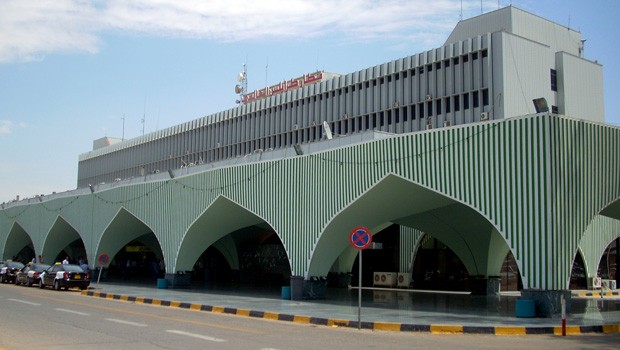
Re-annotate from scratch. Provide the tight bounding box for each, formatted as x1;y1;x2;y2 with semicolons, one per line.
54;280;60;291
0;275;4;283
39;279;45;289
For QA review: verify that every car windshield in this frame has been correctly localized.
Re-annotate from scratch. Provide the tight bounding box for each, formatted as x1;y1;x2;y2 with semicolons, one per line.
63;265;85;273
34;264;51;272
7;262;24;269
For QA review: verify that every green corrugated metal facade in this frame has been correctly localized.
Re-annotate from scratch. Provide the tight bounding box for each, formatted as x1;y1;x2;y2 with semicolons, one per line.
1;114;619;290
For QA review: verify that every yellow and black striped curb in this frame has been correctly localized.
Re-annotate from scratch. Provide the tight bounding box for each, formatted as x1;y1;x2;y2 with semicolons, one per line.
575;291;620;298
82;290;620;335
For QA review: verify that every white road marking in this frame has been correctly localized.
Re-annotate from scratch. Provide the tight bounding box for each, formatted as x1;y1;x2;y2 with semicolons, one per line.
56;308;90;316
8;298;40;306
166;330;226;342
105;318;148;327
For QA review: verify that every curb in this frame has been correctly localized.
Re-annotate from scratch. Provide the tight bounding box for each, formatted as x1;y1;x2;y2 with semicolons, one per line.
81;290;620;335
575;291;620;298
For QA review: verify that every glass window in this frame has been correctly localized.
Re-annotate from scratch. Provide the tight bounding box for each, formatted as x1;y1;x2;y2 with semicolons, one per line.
550;69;557;91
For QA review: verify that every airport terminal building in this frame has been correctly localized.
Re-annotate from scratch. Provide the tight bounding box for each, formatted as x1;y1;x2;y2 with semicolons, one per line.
2;7;618;301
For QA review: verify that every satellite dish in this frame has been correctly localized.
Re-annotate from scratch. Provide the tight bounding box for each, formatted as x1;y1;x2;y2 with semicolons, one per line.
238;72;245;82
235;85;242;94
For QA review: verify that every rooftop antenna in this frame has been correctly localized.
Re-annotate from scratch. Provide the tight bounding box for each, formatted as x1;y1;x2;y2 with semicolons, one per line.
141;96;146;135
235;63;248;104
265;57;269;87
481;0;483;14
121;114;126;140
460;0;463;20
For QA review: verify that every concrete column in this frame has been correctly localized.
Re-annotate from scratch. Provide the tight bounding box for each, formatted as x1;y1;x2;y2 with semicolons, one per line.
520;289;571;318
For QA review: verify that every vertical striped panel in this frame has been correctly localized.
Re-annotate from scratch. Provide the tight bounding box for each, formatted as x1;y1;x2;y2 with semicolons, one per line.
1;115;619;290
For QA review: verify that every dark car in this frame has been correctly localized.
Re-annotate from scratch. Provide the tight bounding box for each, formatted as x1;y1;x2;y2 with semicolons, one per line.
40;263;90;291
0;261;25;283
15;263;51;286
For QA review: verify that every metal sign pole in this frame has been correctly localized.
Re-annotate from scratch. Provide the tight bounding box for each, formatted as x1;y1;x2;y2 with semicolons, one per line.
96;263;103;287
358;249;362;330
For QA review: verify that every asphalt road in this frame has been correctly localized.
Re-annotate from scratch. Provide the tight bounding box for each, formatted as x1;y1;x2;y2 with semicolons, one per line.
0;283;619;349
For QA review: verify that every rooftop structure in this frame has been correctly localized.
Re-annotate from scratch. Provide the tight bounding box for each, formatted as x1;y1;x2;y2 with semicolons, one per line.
77;6;603;188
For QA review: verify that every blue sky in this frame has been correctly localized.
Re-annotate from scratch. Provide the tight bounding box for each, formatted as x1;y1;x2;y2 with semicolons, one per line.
1;0;619;203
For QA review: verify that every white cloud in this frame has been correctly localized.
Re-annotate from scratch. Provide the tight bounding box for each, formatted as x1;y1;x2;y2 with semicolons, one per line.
0;120;26;135
0;0;482;63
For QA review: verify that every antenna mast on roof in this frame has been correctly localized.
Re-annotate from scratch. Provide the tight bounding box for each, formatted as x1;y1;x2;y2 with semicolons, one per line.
141;96;146;135
460;0;463;21
235;63;248;104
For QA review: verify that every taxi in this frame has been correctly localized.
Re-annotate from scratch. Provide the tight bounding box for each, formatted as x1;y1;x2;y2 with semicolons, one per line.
39;263;90;291
0;260;25;283
15;263;51;287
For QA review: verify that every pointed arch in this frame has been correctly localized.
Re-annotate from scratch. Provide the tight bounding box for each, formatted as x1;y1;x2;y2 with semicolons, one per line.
307;174;518;286
95;207;163;269
41;216;87;264
174;195;284;273
2;222;34;262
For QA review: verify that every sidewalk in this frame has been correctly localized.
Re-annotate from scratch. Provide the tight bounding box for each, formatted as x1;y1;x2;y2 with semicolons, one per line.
81;282;620;335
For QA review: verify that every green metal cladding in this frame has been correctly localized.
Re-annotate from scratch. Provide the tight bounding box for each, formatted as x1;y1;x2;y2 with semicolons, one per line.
1;114;619;290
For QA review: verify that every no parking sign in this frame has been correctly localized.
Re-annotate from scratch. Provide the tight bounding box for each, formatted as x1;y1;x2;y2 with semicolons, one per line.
97;253;110;267
349;226;372;250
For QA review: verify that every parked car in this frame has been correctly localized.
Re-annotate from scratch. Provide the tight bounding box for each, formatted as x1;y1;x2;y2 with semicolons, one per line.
0;261;25;283
40;263;90;291
15;263;51;286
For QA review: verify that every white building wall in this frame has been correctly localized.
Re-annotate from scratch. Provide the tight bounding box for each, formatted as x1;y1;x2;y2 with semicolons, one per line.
446;6;582;57
497;32;555;119
556;52;604;122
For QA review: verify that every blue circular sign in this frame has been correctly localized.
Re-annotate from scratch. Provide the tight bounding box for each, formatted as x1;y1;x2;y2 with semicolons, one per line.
97;253;110;267
349;226;372;250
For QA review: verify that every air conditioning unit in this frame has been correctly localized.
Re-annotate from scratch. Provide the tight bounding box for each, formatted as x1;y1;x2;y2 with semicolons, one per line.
425;123;433;130
397;272;412;288
589;276;602;289
425;94;432;101
373;290;396;303
444;120;451;127
480;112;489;121
602;279;617;290
373;272;397;287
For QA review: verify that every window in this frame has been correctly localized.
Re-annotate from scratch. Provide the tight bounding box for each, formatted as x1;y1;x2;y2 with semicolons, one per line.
550;69;557;91
445;97;451;113
482;89;489;106
436;100;442;115
472;52;478;60
453;57;459;65
463;93;470;109
552;105;558;114
454;96;460;112
473;91;479;108
481;49;488;58
427;101;433;116
463;55;469;63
